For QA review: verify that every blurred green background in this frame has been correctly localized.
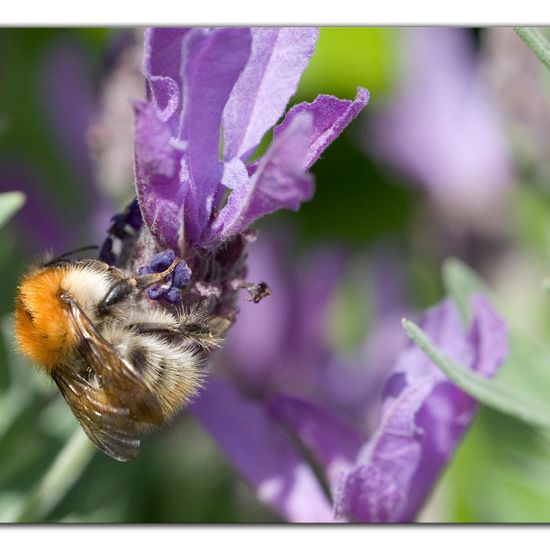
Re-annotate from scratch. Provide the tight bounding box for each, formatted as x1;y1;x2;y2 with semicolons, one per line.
2;27;550;523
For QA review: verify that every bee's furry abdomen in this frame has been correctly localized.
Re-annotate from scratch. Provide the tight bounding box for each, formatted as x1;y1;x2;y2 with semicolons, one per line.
101;309;211;419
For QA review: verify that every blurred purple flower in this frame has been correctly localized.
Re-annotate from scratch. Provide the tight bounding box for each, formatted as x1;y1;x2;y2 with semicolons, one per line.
369;28;513;229
0;35;138;254
0;166;71;252
40;41;96;192
134;27;369;253
192;237;508;522
39;39;114;244
220;238;409;419
335;296;507;522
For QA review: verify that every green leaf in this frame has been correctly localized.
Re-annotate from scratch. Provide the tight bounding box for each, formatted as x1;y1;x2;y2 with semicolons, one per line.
0;192;25;230
515;27;550;72
403;319;550;429
443;407;550;522
443;258;550;402
442;258;489;324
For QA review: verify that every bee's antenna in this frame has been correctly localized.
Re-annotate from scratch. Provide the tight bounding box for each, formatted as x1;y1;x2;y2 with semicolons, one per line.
58;245;99;258
42;245;99;267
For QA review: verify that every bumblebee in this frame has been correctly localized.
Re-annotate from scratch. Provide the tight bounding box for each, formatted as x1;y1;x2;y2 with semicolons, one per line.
14;255;217;461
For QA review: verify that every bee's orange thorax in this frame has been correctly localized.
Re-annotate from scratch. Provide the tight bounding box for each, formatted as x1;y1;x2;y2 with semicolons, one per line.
15;267;78;372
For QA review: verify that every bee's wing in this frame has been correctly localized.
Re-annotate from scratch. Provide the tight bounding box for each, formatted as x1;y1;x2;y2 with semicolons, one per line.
53;370;143;461
53;293;164;461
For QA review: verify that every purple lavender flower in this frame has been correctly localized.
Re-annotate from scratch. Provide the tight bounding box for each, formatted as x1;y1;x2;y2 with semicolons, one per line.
137;249;192;303
368;28;513;230
335;296;507;522
134;27;369;253
123;27;367;321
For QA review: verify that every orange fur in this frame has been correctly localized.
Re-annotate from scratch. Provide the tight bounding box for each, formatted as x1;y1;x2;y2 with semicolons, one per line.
15;267;77;372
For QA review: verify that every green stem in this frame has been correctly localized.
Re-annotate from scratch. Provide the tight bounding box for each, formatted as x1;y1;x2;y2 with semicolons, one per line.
8;429;95;522
515;27;550;71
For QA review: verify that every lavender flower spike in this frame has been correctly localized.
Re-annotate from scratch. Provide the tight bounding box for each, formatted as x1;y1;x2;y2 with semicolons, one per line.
135;27;369;253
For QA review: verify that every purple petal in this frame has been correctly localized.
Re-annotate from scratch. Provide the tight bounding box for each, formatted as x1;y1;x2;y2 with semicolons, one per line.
133;101;185;251
468;295;509;376
267;394;363;491
191;378;333;522
334;297;507;522
177;28;252;239
223;27;319;162
143;28;191;129
164;286;182;303
274;87;369;170
172;261;192;288
146;283;169;301
221;158;249;190
141;28;252;244
149;249;175;272
208;112;314;242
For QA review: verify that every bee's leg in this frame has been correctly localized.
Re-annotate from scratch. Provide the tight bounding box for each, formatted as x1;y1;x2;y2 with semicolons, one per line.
127;321;218;350
41;246;99;268
125;322;178;334
127;321;210;337
132;258;181;290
